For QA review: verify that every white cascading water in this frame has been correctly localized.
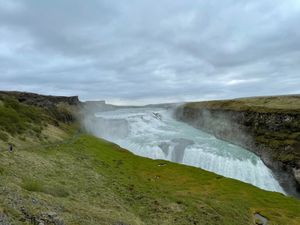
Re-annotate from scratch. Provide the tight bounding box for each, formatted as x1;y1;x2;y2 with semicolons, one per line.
84;106;285;194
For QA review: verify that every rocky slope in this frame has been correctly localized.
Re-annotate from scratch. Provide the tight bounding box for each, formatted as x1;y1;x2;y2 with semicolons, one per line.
175;95;300;197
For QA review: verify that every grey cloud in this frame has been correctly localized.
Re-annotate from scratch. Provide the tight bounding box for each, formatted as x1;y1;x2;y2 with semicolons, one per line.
0;0;300;104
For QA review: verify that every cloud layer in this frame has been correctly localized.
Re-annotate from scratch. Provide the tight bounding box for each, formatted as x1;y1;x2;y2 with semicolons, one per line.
0;0;300;104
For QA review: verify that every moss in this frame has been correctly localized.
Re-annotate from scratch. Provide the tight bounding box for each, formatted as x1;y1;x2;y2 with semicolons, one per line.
284;139;298;146
277;154;296;162
290;132;300;140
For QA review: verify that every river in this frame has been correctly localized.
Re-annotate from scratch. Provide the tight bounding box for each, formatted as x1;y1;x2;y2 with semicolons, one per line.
84;105;284;194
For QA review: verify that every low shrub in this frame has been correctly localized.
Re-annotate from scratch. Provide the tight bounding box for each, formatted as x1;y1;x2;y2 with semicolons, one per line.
0;131;9;142
22;178;69;198
0;96;45;135
22;178;43;192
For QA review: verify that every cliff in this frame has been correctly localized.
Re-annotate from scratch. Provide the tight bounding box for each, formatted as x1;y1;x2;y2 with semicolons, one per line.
0;91;80;108
175;95;300;197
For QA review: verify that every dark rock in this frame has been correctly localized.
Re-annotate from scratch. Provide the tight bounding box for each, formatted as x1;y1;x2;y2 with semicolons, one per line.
159;142;170;156
175;105;300;197
152;112;162;120
20;208;65;225
171;138;194;163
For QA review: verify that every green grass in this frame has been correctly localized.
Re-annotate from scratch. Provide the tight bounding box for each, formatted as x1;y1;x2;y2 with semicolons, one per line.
0;94;78;152
0;94;76;139
22;178;69;198
0;95;46;136
0;130;8;142
0;134;299;225
186;95;300;113
0;92;299;224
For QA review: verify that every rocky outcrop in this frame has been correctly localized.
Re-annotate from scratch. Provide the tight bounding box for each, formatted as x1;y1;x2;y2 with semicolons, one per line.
175;99;300;197
0;91;80;108
20;208;65;225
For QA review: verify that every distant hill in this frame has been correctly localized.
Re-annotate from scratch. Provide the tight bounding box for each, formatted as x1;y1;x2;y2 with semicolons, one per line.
185;95;300;113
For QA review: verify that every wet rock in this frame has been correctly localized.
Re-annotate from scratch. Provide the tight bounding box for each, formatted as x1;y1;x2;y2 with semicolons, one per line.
171;138;194;163
293;168;300;184
159;142;170;156
175;104;300;197
152;112;162;120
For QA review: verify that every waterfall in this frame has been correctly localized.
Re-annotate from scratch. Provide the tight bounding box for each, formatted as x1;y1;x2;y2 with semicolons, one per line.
84;106;285;194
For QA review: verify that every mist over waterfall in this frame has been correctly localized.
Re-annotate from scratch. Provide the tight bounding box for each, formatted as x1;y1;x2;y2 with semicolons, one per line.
83;105;285;194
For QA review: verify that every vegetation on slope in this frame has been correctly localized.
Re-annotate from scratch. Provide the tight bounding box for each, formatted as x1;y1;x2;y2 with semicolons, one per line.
0;96;45;137
0;134;299;225
186;95;300;113
0;93;76;151
0;92;299;224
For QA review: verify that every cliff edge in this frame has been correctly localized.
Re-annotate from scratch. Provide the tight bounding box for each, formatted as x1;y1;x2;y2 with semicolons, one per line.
175;95;300;197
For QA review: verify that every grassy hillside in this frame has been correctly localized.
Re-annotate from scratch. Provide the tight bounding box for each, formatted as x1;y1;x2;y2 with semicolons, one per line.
186;95;300;113
0;134;299;225
0;93;75;151
0;93;299;224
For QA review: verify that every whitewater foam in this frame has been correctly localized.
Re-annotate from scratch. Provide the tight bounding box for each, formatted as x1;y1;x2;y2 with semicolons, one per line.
84;106;285;194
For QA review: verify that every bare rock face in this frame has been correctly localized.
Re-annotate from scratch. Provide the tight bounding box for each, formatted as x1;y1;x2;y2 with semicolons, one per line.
294;168;300;184
175;105;300;197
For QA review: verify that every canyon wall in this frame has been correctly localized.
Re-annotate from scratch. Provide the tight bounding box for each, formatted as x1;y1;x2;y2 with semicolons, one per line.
175;96;300;196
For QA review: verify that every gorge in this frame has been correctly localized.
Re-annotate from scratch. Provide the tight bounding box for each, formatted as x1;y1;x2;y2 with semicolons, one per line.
83;103;287;195
1;91;299;224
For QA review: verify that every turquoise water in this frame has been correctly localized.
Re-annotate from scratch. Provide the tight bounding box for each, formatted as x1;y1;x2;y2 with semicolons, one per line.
84;106;284;194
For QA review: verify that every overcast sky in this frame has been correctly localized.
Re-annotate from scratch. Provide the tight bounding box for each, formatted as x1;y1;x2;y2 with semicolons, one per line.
0;0;300;104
